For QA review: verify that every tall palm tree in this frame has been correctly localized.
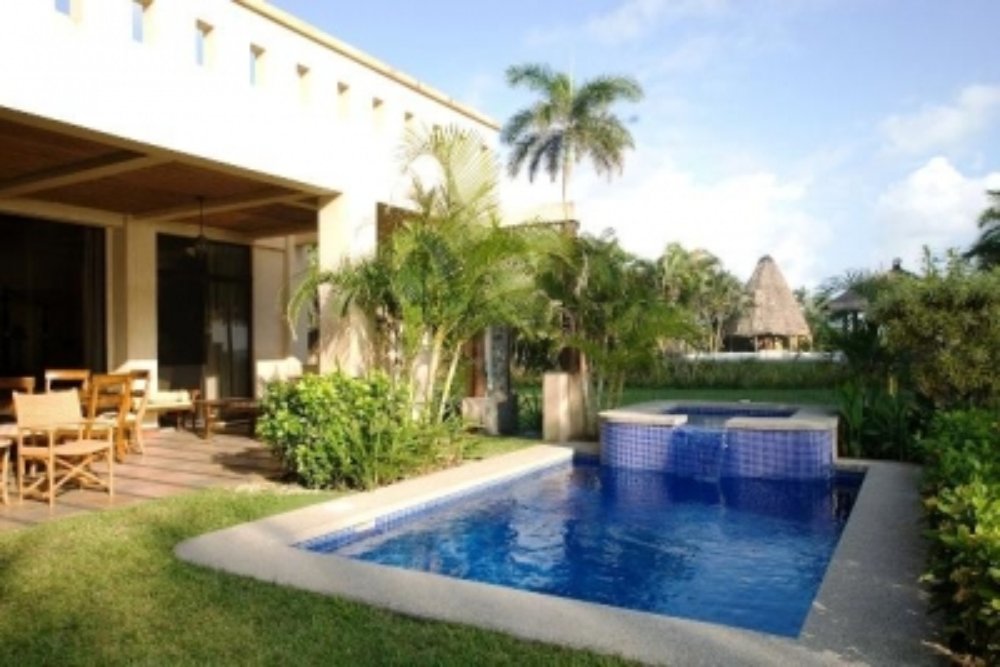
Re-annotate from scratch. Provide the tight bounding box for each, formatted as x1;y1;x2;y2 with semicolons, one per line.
501;63;643;217
965;189;1000;269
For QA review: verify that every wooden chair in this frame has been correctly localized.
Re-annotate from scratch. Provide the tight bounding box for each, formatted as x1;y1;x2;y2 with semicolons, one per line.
0;376;35;421
86;374;132;462
44;369;90;395
0;436;11;505
14;389;114;507
121;370;151;454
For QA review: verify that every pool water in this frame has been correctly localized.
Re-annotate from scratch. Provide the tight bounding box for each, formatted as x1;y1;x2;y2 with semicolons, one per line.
305;460;861;637
663;405;796;428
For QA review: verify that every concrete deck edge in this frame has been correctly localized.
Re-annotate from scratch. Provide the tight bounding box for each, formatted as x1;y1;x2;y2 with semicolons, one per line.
176;447;940;666
600;400;839;431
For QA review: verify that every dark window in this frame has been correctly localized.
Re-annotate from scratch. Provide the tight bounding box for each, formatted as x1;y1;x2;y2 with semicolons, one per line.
0;215;106;379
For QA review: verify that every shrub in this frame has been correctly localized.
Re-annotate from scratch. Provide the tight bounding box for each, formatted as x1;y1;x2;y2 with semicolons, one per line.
836;380;919;461
920;409;1000;663
920;410;1000;492
256;372;462;490
875;267;1000;409
923;482;1000;663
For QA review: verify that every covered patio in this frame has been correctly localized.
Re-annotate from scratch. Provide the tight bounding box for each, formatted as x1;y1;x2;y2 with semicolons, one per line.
0;428;285;532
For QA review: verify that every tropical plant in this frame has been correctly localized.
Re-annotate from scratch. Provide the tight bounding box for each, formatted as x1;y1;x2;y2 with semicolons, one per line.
537;231;691;432
919;409;1000;663
501;63;643;217
965;189;1000;269
288;125;559;423
658;243;747;352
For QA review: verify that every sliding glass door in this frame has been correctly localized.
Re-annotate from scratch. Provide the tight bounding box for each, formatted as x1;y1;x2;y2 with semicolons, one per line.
157;235;251;398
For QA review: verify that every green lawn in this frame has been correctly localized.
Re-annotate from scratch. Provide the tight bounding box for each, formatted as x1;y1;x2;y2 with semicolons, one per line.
463;433;542;459
0;486;631;666
0;431;609;665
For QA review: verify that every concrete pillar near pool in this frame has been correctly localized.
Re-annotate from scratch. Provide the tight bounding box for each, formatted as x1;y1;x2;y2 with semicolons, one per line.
543;372;587;442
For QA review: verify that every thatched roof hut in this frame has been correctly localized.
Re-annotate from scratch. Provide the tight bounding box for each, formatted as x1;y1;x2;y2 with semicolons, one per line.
727;255;811;351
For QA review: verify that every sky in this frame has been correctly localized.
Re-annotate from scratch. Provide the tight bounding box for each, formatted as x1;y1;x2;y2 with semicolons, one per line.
272;0;1000;288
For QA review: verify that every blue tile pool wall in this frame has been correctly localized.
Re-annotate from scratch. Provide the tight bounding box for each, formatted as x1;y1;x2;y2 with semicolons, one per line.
723;429;832;480
600;422;834;480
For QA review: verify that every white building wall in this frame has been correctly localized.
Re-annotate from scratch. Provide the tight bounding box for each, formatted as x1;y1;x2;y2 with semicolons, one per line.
0;0;499;392
0;0;496;202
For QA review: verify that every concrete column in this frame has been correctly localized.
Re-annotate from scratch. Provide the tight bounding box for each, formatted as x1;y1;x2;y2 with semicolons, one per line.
543;372;571;443
284;236;310;364
543;371;587;443
316;192;377;375
108;219;158;387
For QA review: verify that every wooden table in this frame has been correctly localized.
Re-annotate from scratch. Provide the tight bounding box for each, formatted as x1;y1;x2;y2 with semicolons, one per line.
197;398;259;439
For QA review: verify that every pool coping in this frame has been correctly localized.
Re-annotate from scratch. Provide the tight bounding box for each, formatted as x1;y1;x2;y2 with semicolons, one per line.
176;444;942;666
599;400;840;432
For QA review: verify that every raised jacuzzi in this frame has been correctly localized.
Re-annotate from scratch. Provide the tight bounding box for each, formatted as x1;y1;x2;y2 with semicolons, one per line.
599;401;839;480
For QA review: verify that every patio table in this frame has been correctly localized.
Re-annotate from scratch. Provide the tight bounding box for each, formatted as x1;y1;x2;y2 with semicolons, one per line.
197;398;259;440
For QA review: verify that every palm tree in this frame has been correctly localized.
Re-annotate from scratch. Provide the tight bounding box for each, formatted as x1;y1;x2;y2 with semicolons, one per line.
658;243;745;351
537;231;689;431
965;189;1000;269
501;63;643;218
288;125;556;422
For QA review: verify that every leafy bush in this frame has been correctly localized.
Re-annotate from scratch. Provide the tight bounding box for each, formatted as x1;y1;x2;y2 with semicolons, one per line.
923;482;1000;663
836;380;919;460
875;266;1000;409
920;409;1000;663
920;410;1000;492
257;372;462;490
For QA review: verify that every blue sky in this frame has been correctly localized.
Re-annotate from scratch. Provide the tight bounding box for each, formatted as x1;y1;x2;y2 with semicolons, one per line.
273;0;1000;287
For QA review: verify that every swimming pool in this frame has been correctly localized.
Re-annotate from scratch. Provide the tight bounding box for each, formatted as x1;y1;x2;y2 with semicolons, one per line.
301;458;861;637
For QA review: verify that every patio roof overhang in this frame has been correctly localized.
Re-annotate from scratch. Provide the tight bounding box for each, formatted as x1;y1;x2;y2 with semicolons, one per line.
0;108;328;239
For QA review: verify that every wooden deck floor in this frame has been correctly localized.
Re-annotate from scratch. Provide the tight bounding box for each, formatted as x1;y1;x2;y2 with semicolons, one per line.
0;428;284;532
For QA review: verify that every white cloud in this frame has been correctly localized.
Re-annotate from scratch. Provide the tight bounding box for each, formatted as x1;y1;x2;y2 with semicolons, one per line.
585;0;729;45
881;84;1000;155
655;34;724;74
502;153;831;288
526;0;729;47
875;156;1000;266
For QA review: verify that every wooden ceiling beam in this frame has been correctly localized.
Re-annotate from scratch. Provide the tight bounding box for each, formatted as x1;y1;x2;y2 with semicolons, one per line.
133;192;313;223
0;153;166;199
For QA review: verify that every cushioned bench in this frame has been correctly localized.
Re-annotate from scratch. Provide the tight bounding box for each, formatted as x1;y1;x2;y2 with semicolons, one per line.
145;389;200;430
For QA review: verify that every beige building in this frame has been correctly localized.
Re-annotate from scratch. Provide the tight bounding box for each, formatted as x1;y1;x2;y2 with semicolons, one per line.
0;0;499;398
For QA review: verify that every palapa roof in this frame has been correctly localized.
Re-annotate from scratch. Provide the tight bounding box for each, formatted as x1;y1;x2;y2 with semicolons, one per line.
728;255;811;338
825;288;868;314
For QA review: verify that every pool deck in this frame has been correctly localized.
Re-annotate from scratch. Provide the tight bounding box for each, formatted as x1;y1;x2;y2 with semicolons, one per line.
177;445;943;666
